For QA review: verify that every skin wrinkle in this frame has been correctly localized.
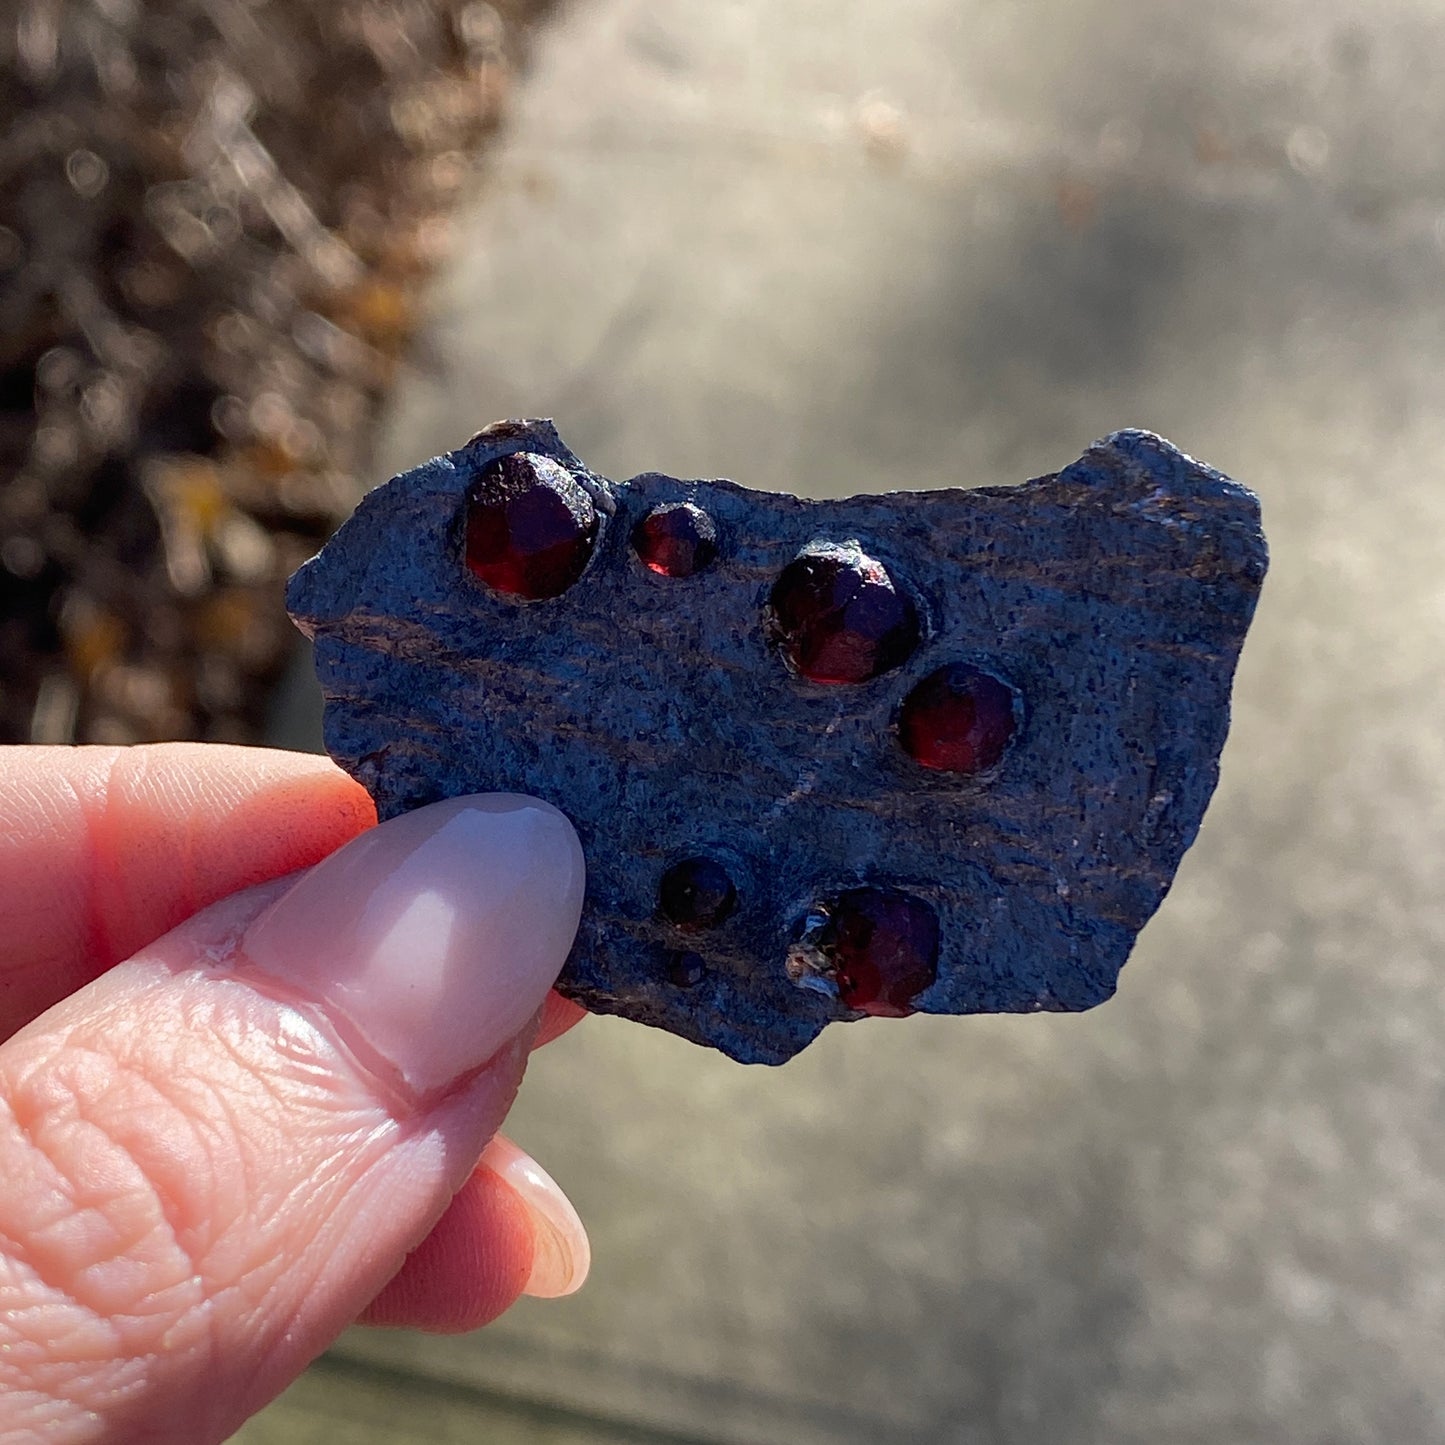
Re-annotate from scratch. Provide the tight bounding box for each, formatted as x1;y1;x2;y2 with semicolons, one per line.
0;1102;146;1434
11;982;365;1303
95;747;192;975
3;769;90;1034
135;1068;229;1277
189;977;422;1274
4;1049;208;1325
5;1004;316;1341
0;982;413;1442
132;748;204;938
171;993;327;1266
80;747;125;981
0;748;122;1030
155;1116;407;1438
66;1032;214;1273
185;971;402;1169
130;1009;369;1289
214;1110;477;1434
236;969;428;1125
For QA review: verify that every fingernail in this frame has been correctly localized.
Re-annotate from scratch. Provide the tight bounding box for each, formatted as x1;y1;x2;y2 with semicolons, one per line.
241;795;585;1095
481;1136;591;1298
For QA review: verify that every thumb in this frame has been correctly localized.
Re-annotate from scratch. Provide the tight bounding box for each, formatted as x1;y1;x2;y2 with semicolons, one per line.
0;794;585;1445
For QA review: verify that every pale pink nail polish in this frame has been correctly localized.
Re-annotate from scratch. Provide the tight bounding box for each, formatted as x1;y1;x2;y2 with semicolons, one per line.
240;795;585;1095
481;1135;591;1298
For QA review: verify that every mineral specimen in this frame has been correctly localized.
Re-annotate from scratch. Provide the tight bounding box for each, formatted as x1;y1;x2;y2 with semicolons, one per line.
288;419;1267;1064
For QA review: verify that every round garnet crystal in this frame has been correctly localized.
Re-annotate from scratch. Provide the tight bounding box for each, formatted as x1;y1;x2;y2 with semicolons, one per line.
786;887;939;1017
659;856;738;931
767;541;919;684
898;663;1018;773
632;501;718;577
463;452;598;599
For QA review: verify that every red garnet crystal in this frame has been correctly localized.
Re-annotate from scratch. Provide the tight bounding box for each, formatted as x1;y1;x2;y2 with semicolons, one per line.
464;452;598;599
659;856;738;930
786;887;939;1017
632;501;718;577
898;664;1018;773
767;541;919;684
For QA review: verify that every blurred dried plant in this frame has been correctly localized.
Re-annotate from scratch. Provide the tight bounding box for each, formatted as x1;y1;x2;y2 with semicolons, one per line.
1;0;549;745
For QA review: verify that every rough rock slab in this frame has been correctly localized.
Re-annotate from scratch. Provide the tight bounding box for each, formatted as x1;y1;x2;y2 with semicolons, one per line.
287;420;1266;1063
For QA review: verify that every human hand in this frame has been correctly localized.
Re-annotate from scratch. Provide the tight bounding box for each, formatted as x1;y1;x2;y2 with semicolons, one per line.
0;744;590;1443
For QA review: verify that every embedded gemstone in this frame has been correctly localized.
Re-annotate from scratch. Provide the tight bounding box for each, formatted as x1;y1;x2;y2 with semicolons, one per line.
464;452;598;599
767;541;919;684
786;887;939;1017
632;501;718;577
899;664;1018;773
666;951;707;988
659;856;738;931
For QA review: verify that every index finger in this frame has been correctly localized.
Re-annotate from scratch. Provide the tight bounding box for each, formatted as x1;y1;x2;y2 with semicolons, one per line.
0;743;375;1039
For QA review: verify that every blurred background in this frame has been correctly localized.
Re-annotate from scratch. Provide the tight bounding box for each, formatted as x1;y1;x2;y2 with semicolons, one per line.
4;1;1445;1442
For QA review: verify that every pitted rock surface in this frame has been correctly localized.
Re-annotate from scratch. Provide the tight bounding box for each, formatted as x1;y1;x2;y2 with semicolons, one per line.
287;419;1266;1063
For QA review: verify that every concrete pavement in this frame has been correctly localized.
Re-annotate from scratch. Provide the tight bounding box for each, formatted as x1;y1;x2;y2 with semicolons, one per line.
253;1;1445;1440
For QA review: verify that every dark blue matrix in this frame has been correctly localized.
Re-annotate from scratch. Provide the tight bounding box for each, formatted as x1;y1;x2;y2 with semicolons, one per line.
288;420;1267;1064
